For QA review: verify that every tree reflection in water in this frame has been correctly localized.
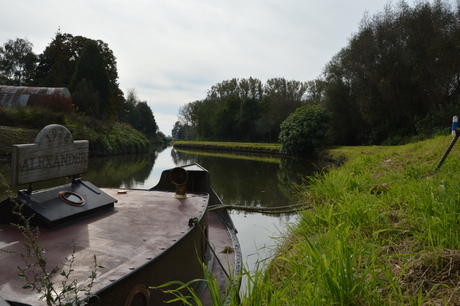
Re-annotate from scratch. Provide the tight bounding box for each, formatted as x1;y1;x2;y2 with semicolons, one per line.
171;148;329;210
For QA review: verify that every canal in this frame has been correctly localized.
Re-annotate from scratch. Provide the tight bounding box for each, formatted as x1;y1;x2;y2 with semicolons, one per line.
0;146;324;274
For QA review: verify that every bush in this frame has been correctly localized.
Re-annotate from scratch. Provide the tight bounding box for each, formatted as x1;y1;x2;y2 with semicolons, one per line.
0;106;66;129
64;116;150;155
279;105;331;156
40;94;75;113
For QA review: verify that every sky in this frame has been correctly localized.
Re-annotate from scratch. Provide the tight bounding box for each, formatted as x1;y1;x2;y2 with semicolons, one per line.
1;0;394;135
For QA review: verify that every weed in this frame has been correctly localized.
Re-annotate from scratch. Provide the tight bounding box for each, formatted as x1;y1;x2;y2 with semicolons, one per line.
1;204;103;306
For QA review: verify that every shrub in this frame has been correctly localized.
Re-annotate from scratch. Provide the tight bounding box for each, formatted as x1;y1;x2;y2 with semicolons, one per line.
279;105;331;156
40;94;75;114
0;106;66;129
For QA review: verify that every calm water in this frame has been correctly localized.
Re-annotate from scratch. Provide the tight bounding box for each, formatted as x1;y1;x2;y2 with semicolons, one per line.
0;146;324;271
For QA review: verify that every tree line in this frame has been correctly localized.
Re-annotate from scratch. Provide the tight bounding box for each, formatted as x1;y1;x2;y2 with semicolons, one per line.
175;0;460;149
322;0;460;145
0;31;159;140
173;77;313;142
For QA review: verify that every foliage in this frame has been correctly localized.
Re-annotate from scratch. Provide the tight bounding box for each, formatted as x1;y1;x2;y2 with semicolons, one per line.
178;77;308;142
321;0;460;145
151;261;241;306
241;135;460;305
65;117;150;155
264;78;307;137
119;88;158;139
69;78;101;117
33;31;124;120
135;101;157;136
119;88;140;127
279;105;330;156
69;40;112;120
172;121;197;141
1;204;102;306
40;92;75;113
0;37;38;86
178;0;460;146
0;33;159;150
0;106;67;129
0;107;150;156
173;141;281;154
0;126;39;156
34;32;77;88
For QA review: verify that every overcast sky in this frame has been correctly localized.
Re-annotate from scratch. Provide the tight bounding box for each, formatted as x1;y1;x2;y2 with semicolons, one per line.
1;0;394;135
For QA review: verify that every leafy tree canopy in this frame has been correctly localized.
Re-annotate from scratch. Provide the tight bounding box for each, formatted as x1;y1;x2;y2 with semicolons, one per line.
119;88;158;138
0;38;38;86
321;0;460;144
70;40;112;119
34;31;124;120
178;77;309;142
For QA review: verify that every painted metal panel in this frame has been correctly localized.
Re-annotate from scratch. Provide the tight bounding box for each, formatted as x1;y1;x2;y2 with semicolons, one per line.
0;85;71;108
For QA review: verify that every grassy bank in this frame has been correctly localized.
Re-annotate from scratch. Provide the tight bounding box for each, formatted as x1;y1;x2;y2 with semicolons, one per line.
174;147;282;164
0;126;41;157
0;106;153;157
65;119;151;156
173;141;281;155
0;122;150;157
239;135;460;305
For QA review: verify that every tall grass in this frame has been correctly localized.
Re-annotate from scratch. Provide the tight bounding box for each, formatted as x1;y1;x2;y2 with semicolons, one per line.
151;261;241;305
156;135;460;305
239;135;460;305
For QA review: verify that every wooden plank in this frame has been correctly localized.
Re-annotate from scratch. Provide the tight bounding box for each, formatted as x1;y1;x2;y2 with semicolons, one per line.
11;124;89;186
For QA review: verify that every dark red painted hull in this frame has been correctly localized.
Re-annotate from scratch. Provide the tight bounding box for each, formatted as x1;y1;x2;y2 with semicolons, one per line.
0;164;241;306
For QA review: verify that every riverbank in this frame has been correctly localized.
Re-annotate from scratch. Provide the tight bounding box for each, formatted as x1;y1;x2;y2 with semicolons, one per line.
0;126;40;158
173;141;282;155
240;134;460;305
0;123;151;158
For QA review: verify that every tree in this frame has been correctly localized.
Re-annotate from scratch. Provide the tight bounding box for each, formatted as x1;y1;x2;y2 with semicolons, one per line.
70;78;100;117
70;40;112;120
35;31;124;120
322;0;460;144
176;77;309;142
305;79;326;105
172;121;183;140
171;121;193;140
322;52;368;145
236;98;260;141
119;88;141;128
212;96;242;141
135;101;157;137
119;88;157;138
264;78;308;139
0;38;38;86
279;105;331;156
34;32;76;87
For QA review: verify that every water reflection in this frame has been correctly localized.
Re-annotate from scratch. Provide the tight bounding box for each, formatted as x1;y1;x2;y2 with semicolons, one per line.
0;146;174;200
1;147;325;209
172;149;326;210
